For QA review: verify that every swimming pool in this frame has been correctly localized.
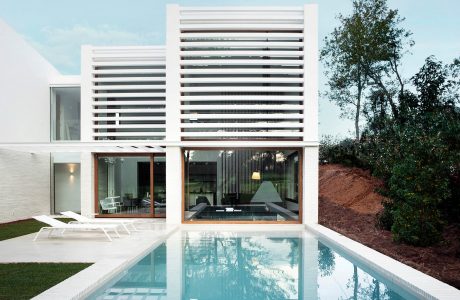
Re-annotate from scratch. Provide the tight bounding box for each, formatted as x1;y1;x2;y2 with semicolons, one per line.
87;230;418;300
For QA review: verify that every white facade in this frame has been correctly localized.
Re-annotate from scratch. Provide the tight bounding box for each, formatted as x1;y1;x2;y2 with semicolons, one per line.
0;19;59;222
0;4;318;225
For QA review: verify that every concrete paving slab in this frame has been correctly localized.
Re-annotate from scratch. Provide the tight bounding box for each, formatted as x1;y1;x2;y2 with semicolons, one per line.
0;219;175;263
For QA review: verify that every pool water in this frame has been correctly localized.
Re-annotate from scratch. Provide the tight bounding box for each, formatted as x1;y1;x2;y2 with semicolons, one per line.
88;231;416;300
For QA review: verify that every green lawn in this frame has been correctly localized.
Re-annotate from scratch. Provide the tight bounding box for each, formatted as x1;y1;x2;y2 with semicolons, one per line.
0;263;91;300
0;218;74;241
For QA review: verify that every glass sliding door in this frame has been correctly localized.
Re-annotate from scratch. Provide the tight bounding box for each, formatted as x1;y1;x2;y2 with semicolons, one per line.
95;154;165;218
183;149;301;223
154;155;166;217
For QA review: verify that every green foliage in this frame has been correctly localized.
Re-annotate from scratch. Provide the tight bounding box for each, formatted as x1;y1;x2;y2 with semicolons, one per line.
321;0;413;139
375;200;394;230
391;203;442;246
322;0;459;247
0;263;91;299
320;136;369;168
368;57;460;246
322;55;460;247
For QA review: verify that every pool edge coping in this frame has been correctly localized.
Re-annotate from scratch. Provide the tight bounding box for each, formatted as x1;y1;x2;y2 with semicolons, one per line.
32;223;460;300
31;225;179;300
307;223;460;300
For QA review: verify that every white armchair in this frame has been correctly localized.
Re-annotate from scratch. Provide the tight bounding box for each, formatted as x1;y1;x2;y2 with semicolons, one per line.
100;197;120;214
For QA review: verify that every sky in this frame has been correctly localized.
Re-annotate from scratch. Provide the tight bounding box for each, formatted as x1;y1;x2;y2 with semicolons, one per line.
0;0;458;138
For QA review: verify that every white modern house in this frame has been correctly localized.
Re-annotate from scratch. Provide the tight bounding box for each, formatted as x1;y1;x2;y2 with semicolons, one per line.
0;4;318;225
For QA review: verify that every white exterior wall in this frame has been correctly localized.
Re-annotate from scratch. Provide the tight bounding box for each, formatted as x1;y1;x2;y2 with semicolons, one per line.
80;45;93;143
303;4;319;224
0;19;59;222
0;5;318;224
166;146;182;224
80;152;94;217
303;146;319;223
303;4;319;143
162;4;318;224
0;150;50;222
0;19;59;143
165;4;181;142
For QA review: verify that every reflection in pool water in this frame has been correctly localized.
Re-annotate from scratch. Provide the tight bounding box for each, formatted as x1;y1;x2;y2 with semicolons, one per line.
89;232;413;300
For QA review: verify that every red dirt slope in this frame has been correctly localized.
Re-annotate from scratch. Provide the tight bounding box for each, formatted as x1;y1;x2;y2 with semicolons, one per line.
319;164;460;289
319;164;385;214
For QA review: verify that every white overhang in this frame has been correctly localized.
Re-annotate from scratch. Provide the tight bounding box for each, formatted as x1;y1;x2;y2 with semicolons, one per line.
0;142;165;154
0;141;318;154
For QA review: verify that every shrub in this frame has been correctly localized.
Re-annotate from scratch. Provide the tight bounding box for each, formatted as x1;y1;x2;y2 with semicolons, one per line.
376;200;394;230
319;136;369;168
391;202;443;246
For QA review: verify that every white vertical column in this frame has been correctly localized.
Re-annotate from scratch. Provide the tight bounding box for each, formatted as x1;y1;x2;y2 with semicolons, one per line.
302;4;319;225
165;4;181;142
303;4;319;143
80;152;94;217
80;45;93;142
166;231;182;300
166;146;182;224
303;146;318;224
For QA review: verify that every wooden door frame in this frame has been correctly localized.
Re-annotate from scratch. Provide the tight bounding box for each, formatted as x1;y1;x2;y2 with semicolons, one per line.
94;152;165;218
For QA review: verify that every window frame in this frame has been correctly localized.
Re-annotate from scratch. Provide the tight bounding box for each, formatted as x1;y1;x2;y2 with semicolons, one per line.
93;153;165;218
181;147;303;224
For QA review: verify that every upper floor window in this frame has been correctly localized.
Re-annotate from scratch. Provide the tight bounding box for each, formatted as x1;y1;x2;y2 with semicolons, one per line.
51;87;80;141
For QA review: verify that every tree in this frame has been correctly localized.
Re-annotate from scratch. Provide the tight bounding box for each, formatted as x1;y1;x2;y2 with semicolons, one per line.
321;0;413;140
371;56;460;246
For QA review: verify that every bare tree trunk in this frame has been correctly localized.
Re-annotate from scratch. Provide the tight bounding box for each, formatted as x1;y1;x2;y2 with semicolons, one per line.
367;71;399;119
355;84;362;141
355;69;363;141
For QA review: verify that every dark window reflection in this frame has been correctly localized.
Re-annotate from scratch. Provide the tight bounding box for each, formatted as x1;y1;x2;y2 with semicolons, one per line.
184;149;300;221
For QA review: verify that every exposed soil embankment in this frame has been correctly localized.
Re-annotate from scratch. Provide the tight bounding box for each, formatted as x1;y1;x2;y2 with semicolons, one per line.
319;164;460;289
319;164;385;214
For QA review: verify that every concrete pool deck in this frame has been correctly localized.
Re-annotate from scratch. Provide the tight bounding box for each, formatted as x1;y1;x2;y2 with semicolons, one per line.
0;219;178;299
0;222;459;299
0;220;176;263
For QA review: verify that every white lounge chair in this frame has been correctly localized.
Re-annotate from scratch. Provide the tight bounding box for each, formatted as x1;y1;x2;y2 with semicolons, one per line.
61;211;137;234
33;215;120;242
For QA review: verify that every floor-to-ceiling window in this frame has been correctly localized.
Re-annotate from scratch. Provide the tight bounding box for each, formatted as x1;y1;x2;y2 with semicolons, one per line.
95;154;165;218
183;149;301;223
51;87;80;141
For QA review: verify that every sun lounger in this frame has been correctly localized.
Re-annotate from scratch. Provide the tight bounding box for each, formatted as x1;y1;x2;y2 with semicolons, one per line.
33;215;120;242
61;211;137;234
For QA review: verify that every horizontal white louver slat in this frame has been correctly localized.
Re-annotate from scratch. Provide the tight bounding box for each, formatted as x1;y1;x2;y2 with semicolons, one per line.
178;7;306;140
90;46;166;141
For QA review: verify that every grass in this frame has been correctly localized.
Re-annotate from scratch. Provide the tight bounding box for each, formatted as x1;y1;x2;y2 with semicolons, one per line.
0;263;91;300
0;218;74;241
0;218;91;299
